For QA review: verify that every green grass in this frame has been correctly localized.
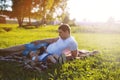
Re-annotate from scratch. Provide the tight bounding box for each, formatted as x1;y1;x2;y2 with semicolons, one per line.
0;24;120;80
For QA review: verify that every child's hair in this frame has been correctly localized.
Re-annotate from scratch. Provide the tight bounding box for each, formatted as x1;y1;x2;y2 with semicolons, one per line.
27;46;47;58
27;51;31;59
37;46;46;55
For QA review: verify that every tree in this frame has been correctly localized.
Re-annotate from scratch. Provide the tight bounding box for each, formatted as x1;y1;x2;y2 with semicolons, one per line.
0;0;12;11
62;12;70;24
11;0;32;27
0;0;12;17
32;0;68;25
0;0;68;27
61;11;76;26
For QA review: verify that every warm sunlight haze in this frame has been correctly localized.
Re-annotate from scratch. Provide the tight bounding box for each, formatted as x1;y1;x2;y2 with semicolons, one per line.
67;0;120;22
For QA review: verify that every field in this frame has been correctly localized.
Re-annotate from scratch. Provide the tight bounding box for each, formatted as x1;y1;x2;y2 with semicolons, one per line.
0;24;120;80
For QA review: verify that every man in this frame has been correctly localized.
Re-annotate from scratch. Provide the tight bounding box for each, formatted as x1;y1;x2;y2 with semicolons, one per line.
47;24;78;58
34;24;78;63
0;24;78;63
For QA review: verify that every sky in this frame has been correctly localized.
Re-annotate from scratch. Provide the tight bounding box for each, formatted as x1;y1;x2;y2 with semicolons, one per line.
67;0;120;22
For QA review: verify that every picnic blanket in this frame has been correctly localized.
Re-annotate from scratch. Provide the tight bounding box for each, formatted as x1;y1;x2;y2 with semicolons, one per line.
0;50;99;72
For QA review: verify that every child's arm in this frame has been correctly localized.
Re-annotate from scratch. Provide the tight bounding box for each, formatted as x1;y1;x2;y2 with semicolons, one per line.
32;56;39;62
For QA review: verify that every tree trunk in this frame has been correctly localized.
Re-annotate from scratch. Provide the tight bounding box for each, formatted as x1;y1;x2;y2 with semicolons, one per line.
17;17;24;27
28;11;31;24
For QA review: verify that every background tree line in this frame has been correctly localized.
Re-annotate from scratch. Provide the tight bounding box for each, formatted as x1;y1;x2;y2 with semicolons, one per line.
0;0;75;27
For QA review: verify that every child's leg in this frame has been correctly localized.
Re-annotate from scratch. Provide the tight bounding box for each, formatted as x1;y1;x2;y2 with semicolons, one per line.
11;50;24;56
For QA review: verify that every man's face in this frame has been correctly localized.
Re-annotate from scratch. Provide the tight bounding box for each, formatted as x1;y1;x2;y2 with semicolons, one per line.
58;29;69;39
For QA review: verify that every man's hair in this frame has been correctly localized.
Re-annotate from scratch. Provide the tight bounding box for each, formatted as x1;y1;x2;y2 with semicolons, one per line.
58;24;71;33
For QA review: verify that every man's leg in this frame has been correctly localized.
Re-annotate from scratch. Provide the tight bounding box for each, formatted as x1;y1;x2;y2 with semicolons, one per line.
0;44;25;56
52;54;59;60
11;50;24;56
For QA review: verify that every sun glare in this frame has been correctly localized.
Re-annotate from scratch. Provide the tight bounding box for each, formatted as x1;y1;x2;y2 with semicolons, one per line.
67;0;120;22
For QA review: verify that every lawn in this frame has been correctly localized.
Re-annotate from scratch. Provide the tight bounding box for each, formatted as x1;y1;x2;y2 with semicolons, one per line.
0;24;120;80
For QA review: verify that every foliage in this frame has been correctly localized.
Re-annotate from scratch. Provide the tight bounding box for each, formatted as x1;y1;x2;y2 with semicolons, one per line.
0;24;120;80
62;12;76;26
11;0;32;27
0;0;12;10
0;0;68;27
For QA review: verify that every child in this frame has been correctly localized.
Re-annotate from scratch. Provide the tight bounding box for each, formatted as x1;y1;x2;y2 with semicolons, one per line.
26;43;59;64
31;48;59;64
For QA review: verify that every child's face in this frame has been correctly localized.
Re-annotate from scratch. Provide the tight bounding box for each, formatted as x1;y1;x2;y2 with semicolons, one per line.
37;46;46;55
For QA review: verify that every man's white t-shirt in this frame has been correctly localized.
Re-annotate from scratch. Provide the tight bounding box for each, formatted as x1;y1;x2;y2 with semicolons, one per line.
46;36;78;56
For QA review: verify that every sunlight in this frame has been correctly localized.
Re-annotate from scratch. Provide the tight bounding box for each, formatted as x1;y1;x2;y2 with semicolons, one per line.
67;0;120;22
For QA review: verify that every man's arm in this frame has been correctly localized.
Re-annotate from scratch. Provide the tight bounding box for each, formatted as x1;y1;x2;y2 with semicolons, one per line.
31;37;59;44
65;50;78;60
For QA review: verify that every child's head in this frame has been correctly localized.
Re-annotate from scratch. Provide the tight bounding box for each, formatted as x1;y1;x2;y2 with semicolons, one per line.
27;46;47;60
37;46;46;55
27;51;35;59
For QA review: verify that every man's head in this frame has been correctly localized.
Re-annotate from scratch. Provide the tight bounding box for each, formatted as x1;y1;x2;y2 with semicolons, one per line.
58;24;71;39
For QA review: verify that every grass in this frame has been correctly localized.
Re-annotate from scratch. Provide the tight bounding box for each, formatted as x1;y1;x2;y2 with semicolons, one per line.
0;24;120;80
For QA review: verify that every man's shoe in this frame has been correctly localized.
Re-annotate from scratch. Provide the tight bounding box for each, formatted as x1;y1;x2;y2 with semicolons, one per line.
58;53;66;64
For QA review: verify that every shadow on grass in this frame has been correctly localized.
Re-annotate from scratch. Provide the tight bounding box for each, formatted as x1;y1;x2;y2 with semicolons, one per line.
0;61;62;80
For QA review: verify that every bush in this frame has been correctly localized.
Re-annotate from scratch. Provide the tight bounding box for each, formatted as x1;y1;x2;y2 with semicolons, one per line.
23;25;36;29
2;27;12;32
